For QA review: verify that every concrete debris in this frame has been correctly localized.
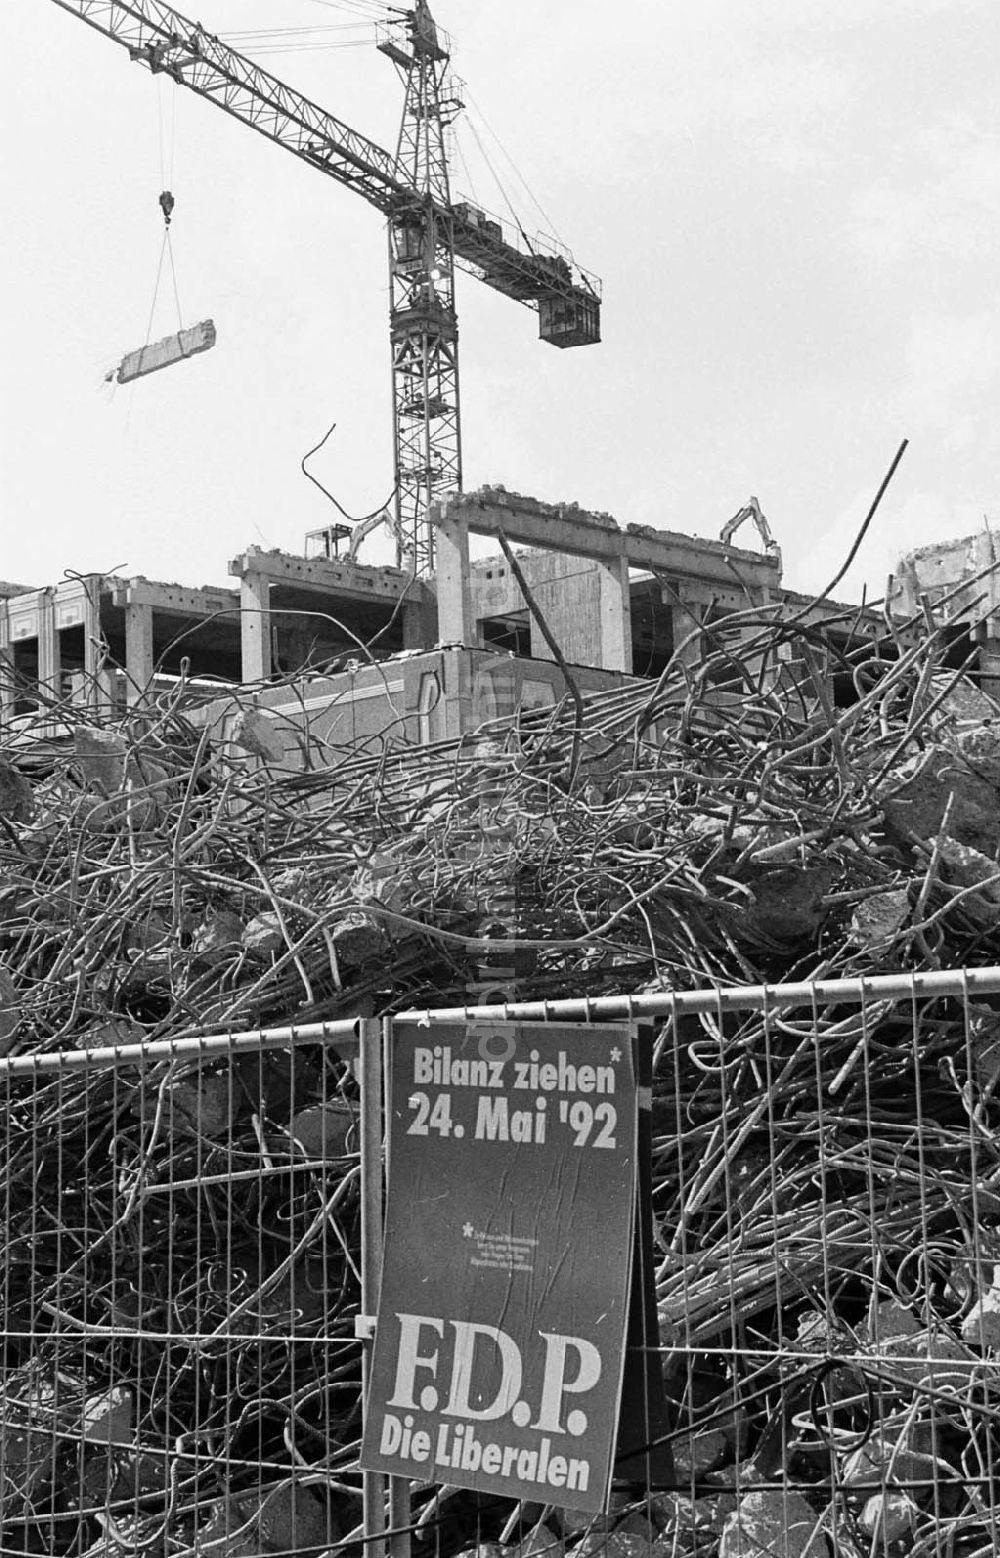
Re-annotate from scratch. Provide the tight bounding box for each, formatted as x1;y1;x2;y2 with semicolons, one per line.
243;910;285;956
0;760;34;822
848;886;911;948
2;610;1000;1554
879;745;1000;855
0;963;21;1054
232;706;285;763
859;1493;916;1543
290;1101;355;1159
718;1489;826;1558
937;836;1000;925
960;1264;1000;1348
193;909;246;965
80;1386;133;1446
74;726;127;793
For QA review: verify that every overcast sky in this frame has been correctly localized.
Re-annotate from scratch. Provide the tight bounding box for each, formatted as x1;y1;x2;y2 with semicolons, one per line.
2;0;998;606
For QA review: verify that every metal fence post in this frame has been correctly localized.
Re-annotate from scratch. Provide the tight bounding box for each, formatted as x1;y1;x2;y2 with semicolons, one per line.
360;1017;389;1558
381;1017;412;1558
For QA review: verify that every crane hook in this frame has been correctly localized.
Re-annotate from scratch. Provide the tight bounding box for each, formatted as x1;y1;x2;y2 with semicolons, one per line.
158;189;175;227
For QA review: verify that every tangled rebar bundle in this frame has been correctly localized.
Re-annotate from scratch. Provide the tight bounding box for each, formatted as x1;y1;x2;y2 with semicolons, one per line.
1;603;1000;1556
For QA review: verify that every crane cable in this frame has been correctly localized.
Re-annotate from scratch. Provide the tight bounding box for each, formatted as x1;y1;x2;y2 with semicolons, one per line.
462;117;533;251
147;75;184;339
463;89;566;251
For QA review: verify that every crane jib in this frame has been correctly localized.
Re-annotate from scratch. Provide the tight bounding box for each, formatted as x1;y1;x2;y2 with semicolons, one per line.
46;0;602;575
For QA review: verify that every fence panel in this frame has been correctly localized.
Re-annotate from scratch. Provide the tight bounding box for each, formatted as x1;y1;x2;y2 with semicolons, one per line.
401;972;1000;1557
2;976;999;1558
0;1024;371;1558
646;975;999;1557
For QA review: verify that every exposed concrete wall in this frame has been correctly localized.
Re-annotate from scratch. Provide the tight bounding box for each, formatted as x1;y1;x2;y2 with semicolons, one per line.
891;532;1000;623
192;647;632;771
472;551;608;667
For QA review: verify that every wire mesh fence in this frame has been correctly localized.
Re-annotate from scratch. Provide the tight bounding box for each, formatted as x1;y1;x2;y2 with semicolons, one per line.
0;1023;372;1558
645;973;1000;1557
2;973;999;1558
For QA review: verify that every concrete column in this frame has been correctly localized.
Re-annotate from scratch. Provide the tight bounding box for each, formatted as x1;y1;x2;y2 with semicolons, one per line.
82;579;103;707
597;555;633;673
0;651;13;729
441;646;473;740
37;589;60;704
434;515;472;647
671;594;704;670
980;638;1000;703
94;670;115;716
125;602;155;707
0;605;12;728
402;592;436;651
241;570;272;682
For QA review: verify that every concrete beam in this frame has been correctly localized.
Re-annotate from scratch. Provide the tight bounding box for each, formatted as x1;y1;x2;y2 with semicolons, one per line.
241;571;272;683
432;492;782;594
229;547;425;606
113;578;239;619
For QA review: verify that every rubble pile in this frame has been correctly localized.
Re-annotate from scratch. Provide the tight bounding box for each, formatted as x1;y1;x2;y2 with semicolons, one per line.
2;605;1000;1556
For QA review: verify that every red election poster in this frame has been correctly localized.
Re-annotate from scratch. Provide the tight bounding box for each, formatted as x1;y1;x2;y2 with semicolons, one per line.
360;1021;638;1512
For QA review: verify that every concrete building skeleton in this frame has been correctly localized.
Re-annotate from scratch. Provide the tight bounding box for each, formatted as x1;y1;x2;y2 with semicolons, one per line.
0;489;926;756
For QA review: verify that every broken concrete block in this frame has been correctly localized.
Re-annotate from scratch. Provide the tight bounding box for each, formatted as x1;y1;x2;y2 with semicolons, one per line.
192;910;246;965
719;1489;826;1558
842;1439;953;1489
0;760;33;822
672;1427;728;1478
290;1102;355;1159
859;1492;916;1543
113;319;216;384
243;911;285;956
0;964;21;1054
81;1386;133;1447
938;836;1000;925
952;721;1000;784
559;1492;633;1538
511;1524;565;1558
930;673;1000;725
961;1266;1000;1349
848;886;911;948
247;1481;339;1554
166;1072;233;1139
571;1533;655;1558
328;909;384;968
735;863;834;948
232;706;285;764
74;727;127;794
879;746;1000;854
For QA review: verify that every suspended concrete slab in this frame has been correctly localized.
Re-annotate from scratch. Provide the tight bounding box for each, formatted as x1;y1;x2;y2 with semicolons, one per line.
111;319;216;385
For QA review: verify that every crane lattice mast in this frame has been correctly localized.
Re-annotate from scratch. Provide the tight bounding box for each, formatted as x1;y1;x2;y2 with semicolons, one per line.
46;0;602;576
379;3;461;572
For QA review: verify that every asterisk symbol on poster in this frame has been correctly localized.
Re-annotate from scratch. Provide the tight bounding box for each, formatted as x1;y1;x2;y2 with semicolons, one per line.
462;1222;474;1238
610;1046;622;1062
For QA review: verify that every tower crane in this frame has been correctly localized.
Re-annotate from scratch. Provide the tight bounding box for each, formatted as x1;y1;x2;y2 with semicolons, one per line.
46;0;602;575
